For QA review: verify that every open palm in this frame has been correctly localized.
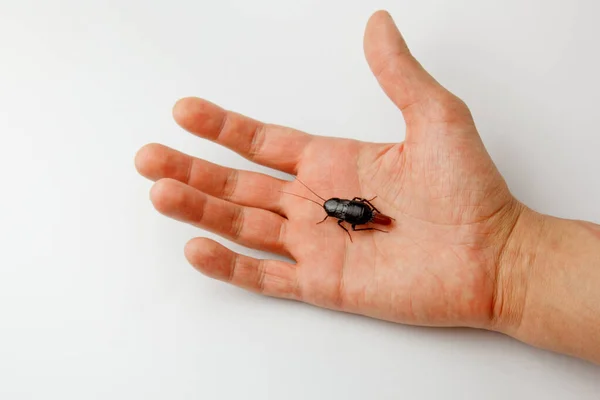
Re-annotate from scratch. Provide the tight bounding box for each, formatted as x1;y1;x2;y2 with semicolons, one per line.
135;11;521;332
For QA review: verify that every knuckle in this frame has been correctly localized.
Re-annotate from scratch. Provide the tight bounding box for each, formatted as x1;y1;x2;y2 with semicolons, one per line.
372;51;413;82
428;92;473;124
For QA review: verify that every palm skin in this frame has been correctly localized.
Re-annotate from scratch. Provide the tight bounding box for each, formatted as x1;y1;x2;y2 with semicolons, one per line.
135;11;521;333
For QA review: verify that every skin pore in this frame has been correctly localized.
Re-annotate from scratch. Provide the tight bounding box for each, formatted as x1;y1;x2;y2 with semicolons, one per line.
134;11;600;364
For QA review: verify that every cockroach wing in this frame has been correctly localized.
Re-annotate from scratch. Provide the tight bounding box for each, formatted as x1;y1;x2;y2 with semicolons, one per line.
372;213;393;226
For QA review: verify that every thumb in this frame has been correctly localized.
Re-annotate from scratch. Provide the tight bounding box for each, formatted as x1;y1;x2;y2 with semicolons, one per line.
364;11;460;126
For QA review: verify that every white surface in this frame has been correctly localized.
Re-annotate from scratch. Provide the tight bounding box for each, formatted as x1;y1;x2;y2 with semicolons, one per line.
1;0;599;398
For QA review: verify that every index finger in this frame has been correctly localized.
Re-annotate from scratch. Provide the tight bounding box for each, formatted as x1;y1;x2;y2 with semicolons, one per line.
173;97;313;174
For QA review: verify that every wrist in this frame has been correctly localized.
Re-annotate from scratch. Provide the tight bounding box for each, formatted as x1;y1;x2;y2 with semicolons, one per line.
491;204;547;336
492;205;600;363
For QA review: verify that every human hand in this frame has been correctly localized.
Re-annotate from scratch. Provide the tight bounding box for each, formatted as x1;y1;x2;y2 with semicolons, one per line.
135;11;523;333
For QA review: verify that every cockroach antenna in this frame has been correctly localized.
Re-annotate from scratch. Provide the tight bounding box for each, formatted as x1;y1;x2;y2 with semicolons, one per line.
294;178;327;202
278;191;323;207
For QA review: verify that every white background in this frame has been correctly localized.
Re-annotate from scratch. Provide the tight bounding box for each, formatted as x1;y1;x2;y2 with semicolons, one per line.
1;0;599;398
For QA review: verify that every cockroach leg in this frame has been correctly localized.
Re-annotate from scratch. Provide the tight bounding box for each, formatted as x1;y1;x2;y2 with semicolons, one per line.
337;219;353;242
351;224;388;233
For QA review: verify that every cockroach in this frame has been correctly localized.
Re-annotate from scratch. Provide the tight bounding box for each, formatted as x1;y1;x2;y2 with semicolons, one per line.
280;179;394;242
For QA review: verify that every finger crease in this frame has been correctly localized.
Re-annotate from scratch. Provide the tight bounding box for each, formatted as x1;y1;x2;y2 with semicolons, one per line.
228;253;238;283
292;271;302;301
184;157;194;185
230;207;245;240
215;112;230;142
277;221;287;250
248;123;266;160
336;246;348;310
222;169;239;201
256;259;267;293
